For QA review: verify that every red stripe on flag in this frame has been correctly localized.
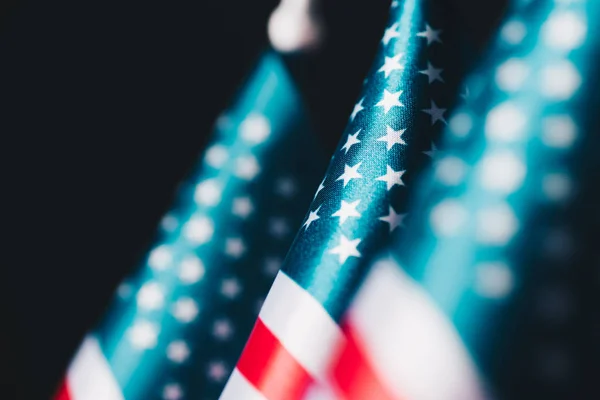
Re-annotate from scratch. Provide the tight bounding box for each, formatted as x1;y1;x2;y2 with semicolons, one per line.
329;321;399;400
54;378;72;400
237;318;313;400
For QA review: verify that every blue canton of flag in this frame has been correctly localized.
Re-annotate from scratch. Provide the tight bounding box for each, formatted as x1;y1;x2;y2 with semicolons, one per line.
333;1;600;399
55;51;328;400
219;1;474;399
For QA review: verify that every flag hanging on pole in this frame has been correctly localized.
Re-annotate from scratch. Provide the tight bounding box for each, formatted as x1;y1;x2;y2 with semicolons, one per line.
219;0;474;398
54;4;329;398
328;0;600;399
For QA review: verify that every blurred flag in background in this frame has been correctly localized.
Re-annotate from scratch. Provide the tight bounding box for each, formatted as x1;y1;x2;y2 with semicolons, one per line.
219;0;474;398
55;1;329;399
329;0;600;399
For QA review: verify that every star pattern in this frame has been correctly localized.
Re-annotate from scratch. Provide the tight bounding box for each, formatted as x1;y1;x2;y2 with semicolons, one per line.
422;100;447;125
332;200;361;225
419;62;444;83
341;130;361;154
374;1;600;397
376;165;405;190
417;24;442;46
378;54;404;78
377;126;406;150
376;89;404;114
87;52;327;399
329;234;362;264
379;206;406;232
303;206;321;230
276;2;462;324
336;162;363;187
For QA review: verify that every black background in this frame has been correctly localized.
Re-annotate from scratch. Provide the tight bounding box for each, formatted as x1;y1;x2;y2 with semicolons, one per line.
1;0;507;398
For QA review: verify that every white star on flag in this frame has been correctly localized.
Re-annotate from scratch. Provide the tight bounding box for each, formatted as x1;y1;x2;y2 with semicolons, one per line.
379;206;407;232
221;278;242;299
376;165;406;190
417;24;442;45
167;341;190;363
419;62;444;83
350;98;364;121
171;297;199;323
382;22;400;45
127;320;159;349
232;197;253;218
378;54;404;78
341;129;361;154
303;206;321;230
314;178;326;199
423;141;438;158
377;126;407;150
225;238;246;258
332;200;362;225
422;100;447;125
329;234;362;264
336;162;363;187
376;89;403;114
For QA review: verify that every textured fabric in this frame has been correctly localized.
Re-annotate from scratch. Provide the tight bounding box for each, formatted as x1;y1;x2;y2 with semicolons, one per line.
59;51;328;400
346;0;600;398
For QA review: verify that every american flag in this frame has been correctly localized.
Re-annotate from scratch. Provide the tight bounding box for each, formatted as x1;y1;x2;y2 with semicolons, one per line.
54;51;328;400
222;0;600;399
338;1;600;398
220;0;474;398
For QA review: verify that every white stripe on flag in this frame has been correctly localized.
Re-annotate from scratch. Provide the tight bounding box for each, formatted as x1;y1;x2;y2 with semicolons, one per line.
303;382;339;400
259;271;343;380
219;368;268;400
347;259;487;400
67;336;125;400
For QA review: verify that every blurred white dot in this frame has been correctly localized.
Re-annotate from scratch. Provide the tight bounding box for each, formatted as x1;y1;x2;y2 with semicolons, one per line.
167;341;190;363
541;61;581;100
542;173;572;201
213;319;234;340
430;200;468;236
117;283;133;299
163;384;183;400
543;11;586;50
184;215;214;245
475;262;513;298
137;282;164;310
148;245;172;270
225;237;246;258
205;145;228;168
235;155;261;180
263;257;282;276
501;20;527;44
232;196;254;218
435;156;468;186
485;102;527;141
128;320;159;350
239;113;271;144
476;204;518;245
221;278;242;299
541;115;577;148
495;58;529;92
275;177;297;197
194;179;222;206
172;297;199;323
160;214;178;232
478;151;526;193
449;112;473;137
179;256;205;284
